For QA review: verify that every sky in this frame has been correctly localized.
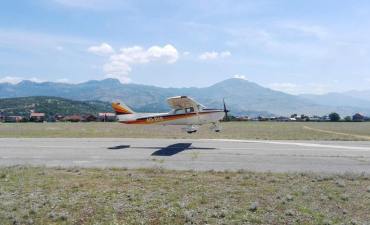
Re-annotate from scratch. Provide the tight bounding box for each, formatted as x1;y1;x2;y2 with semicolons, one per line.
1;0;370;94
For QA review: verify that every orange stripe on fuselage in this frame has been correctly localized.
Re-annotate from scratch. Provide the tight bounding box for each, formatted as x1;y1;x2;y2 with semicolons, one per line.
121;113;196;124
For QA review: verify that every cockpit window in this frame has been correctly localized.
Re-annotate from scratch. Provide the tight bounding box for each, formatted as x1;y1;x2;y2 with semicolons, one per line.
175;107;196;114
174;109;185;114
185;107;195;113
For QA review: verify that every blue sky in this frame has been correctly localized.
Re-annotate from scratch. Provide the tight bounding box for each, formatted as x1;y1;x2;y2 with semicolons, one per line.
1;0;370;94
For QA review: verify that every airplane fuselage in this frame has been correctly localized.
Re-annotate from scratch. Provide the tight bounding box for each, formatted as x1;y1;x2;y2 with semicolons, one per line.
117;109;225;125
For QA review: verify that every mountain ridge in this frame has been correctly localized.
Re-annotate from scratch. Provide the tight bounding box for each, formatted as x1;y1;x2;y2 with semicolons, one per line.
0;78;369;116
300;92;370;107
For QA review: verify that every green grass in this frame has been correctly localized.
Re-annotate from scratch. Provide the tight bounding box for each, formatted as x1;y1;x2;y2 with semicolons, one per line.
1;122;370;140
0;167;369;225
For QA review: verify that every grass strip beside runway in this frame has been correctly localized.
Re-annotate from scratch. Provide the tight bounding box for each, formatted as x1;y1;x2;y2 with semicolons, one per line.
0;166;369;224
2;122;370;140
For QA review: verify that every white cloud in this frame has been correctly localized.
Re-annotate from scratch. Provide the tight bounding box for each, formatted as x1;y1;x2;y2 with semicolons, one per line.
199;51;218;60
103;44;179;83
233;74;247;80
0;76;23;84
103;74;132;83
28;77;44;83
87;43;114;55
198;51;231;60
268;82;299;94
56;78;71;83
220;51;231;57
0;76;43;84
183;51;190;56
279;22;329;39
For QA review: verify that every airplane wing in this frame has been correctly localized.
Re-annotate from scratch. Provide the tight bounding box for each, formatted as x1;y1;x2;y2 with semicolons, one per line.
167;96;205;110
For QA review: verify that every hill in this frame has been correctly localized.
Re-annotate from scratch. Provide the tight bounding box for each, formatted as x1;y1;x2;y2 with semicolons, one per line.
344;89;370;102
300;93;370;110
0;78;369;116
0;96;112;117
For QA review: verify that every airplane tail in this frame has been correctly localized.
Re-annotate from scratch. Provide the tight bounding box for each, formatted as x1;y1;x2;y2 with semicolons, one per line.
111;102;135;115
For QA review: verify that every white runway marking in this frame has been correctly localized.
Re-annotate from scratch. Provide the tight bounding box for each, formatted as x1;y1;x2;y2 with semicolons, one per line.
73;160;90;164
205;139;370;151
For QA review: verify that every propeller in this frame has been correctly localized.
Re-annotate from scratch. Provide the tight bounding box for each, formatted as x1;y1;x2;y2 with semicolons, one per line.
223;98;230;121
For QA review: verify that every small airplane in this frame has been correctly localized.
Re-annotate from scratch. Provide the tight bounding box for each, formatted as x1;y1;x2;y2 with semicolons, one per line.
112;96;229;133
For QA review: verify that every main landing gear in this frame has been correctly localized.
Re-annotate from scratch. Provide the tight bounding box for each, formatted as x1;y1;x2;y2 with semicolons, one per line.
184;123;222;134
185;125;198;134
210;122;221;132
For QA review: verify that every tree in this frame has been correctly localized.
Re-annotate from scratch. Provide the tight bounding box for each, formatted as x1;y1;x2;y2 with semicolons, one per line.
344;116;352;122
329;112;340;122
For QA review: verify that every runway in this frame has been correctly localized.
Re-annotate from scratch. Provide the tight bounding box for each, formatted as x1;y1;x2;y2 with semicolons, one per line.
1;138;370;173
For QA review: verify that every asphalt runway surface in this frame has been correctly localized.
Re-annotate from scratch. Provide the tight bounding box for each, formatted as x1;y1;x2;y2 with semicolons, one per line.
1;138;370;173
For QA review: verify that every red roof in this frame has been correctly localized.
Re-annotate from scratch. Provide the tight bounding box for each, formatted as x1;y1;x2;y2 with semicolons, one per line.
30;112;45;117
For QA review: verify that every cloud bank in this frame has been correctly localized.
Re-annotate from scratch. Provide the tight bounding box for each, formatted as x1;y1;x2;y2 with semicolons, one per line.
87;43;179;83
87;43;114;55
0;76;44;84
198;51;231;60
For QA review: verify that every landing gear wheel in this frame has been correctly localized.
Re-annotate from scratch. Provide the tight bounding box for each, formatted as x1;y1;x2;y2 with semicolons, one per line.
210;122;222;132
184;125;199;134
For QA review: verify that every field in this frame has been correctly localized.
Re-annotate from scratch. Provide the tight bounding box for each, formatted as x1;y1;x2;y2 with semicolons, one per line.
0;166;369;225
2;122;370;224
1;121;370;140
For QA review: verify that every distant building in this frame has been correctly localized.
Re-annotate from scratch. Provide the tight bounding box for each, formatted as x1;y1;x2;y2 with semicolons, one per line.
308;116;322;122
63;115;82;122
257;116;268;121
47;116;56;122
235;116;249;121
83;114;97;122
352;113;365;122
276;116;290;122
98;113;116;122
4;116;23;123
321;115;331;121
54;114;65;122
30;112;45;122
257;116;277;121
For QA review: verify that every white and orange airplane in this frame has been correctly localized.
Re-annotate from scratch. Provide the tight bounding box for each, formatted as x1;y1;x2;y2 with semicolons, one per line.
112;96;229;133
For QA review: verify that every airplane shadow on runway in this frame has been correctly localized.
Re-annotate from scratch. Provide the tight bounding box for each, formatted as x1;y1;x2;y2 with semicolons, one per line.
107;145;131;150
108;143;216;156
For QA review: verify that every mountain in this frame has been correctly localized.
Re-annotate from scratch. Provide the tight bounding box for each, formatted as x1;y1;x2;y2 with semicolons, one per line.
0;78;369;116
0;96;112;117
344;90;370;102
300;93;370;108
